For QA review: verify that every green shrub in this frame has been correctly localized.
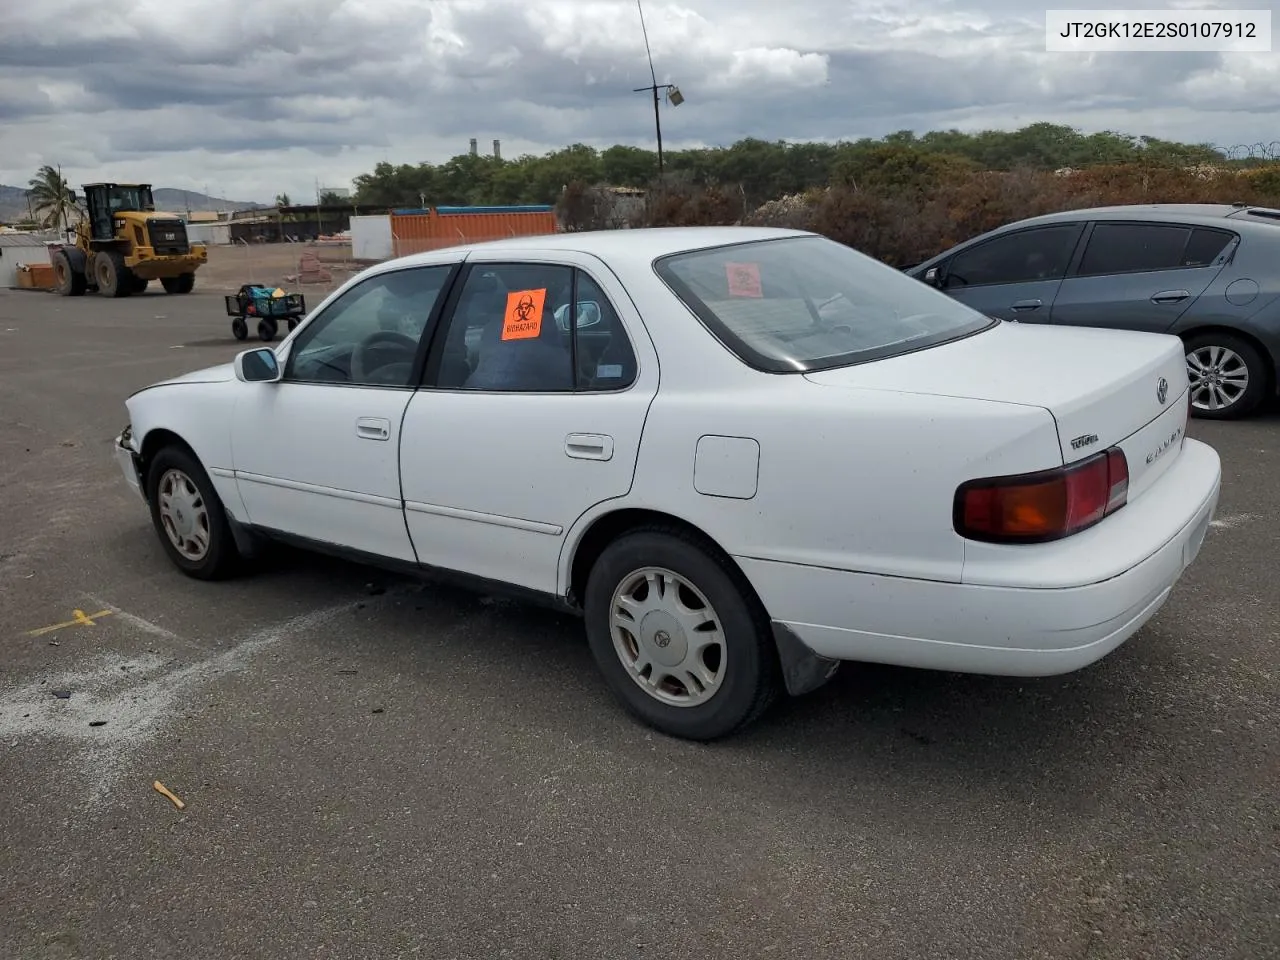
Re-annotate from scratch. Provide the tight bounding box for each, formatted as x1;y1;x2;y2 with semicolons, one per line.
641;161;1280;265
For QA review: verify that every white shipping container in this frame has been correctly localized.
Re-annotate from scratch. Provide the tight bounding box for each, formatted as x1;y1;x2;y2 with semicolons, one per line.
351;215;393;261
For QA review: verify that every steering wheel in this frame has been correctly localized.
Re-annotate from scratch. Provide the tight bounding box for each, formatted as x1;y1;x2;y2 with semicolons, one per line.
350;330;419;383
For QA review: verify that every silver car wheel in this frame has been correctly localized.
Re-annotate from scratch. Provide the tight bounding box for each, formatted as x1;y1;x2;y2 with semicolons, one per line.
157;468;211;561
1187;344;1250;413
609;566;727;708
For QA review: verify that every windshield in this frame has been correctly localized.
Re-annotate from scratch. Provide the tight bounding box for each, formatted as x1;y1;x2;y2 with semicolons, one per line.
106;186;154;212
654;235;996;372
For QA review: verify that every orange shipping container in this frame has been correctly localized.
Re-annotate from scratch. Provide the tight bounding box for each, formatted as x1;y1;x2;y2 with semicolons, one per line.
390;206;559;258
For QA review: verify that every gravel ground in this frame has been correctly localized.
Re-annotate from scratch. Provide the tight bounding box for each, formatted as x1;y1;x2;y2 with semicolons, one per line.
1;289;1277;960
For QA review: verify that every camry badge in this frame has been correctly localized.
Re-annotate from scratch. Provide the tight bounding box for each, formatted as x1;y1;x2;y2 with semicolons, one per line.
1157;377;1168;405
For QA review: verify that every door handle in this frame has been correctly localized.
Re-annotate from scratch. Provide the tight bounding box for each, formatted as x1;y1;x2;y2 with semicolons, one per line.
1010;299;1042;311
355;417;391;441
1151;289;1190;304
565;433;614;461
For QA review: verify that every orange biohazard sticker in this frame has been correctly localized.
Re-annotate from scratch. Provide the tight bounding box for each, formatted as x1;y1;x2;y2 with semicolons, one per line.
502;288;547;340
725;262;763;298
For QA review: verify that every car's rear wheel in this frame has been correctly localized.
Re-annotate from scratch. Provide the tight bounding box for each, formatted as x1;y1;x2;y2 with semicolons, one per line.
1184;332;1269;420
583;527;781;741
145;445;241;580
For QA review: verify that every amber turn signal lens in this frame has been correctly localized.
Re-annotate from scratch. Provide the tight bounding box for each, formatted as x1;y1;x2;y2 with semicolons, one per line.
955;447;1129;543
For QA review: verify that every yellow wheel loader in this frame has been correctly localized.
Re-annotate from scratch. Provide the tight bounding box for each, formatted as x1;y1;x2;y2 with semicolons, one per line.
51;182;207;298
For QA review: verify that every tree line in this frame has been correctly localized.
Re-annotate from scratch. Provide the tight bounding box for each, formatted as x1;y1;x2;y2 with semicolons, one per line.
350;122;1239;210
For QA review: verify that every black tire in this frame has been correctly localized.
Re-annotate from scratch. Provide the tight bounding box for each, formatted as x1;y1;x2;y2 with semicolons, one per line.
1184;332;1270;420
287;318;299;332
231;317;249;341
131;275;149;294
582;526;781;741
144;444;242;580
257;318;278;341
52;252;87;296
161;273;196;294
94;251;132;298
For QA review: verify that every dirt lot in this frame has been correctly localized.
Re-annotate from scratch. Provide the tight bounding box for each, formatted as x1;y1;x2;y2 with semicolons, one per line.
196;241;366;296
1;289;1278;960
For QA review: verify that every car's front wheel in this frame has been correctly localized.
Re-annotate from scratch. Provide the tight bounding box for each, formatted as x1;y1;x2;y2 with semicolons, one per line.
583;527;781;741
145;444;242;580
1185;332;1270;420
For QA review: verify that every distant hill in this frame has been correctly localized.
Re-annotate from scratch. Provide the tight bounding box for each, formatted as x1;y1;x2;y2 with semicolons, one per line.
0;184;265;223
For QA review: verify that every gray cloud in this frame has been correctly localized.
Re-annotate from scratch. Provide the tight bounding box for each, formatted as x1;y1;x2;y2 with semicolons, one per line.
0;0;1273;202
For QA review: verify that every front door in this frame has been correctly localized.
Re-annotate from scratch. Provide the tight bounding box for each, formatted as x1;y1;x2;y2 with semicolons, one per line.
230;262;458;562
398;254;658;594
1049;221;1235;333
938;222;1085;323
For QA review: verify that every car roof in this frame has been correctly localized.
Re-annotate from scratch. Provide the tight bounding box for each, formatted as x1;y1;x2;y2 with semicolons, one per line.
380;225;816;270
1009;203;1251;227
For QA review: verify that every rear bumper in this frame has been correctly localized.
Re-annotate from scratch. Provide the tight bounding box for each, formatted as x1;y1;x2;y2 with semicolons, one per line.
744;438;1221;677
115;429;144;500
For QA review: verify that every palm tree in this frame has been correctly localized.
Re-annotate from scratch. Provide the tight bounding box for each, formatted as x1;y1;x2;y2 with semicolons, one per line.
27;165;78;231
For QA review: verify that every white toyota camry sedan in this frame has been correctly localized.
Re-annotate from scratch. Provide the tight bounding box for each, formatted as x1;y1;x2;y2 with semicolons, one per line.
114;226;1221;740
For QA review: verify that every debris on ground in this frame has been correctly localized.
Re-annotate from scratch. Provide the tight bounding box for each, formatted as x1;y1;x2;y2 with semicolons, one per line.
153;780;185;810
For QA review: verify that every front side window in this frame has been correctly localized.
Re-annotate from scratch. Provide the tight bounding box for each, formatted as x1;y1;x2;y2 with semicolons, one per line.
284;264;454;387
655;235;994;373
943;225;1081;288
430;263;638;391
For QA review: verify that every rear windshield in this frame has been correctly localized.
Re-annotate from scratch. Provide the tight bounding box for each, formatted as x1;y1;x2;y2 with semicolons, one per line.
655;235;996;372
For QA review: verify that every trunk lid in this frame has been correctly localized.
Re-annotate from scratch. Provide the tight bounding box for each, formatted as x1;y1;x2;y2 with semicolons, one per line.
803;321;1189;498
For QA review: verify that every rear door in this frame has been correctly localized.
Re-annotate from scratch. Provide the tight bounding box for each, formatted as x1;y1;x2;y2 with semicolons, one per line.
1049;220;1236;332
397;252;659;594
936;222;1085;323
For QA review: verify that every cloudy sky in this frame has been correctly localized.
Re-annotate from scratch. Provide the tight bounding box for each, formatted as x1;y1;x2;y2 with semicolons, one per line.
1;0;1276;203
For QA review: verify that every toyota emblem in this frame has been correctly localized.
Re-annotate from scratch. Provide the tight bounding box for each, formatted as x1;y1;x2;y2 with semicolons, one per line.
653;630;671;648
1156;377;1168;405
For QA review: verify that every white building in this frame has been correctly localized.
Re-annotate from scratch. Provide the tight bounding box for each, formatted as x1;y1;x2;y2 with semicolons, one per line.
0;233;53;288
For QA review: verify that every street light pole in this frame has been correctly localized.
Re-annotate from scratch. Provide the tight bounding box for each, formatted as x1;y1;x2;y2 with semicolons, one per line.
633;0;683;180
634;81;670;176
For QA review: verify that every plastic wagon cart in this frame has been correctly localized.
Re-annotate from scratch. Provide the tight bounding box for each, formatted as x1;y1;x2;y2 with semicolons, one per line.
224;284;307;342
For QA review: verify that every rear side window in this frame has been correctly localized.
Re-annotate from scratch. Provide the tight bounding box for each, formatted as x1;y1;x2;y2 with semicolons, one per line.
943;224;1081;288
1183;227;1235;266
1077;223;1235;276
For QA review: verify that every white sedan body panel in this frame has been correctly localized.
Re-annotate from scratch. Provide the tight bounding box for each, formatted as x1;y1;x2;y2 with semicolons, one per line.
399;249;660;594
116;226;1221;682
229;383;418;563
123;365;249;524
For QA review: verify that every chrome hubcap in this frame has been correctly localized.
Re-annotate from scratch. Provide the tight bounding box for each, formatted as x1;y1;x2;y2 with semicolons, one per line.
1187;345;1248;411
157;468;210;561
609;566;726;707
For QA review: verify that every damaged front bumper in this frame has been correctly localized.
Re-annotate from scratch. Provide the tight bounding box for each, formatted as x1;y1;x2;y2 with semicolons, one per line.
114;425;144;500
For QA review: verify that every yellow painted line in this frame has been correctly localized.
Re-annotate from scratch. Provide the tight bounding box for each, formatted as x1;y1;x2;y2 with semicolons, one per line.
27;609;113;637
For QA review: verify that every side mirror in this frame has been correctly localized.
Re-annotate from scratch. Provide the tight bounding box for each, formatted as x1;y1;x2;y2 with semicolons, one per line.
66;190;77;203
924;266;940;286
554;300;603;331
234;347;282;383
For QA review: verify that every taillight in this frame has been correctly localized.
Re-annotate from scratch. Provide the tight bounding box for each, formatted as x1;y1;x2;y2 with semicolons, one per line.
954;447;1129;543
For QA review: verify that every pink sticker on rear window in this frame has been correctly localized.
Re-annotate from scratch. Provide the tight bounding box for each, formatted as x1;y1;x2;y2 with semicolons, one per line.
725;262;762;298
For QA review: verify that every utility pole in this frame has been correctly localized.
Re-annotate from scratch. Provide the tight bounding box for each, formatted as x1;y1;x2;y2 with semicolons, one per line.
58;164;68;234
632;0;683;179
